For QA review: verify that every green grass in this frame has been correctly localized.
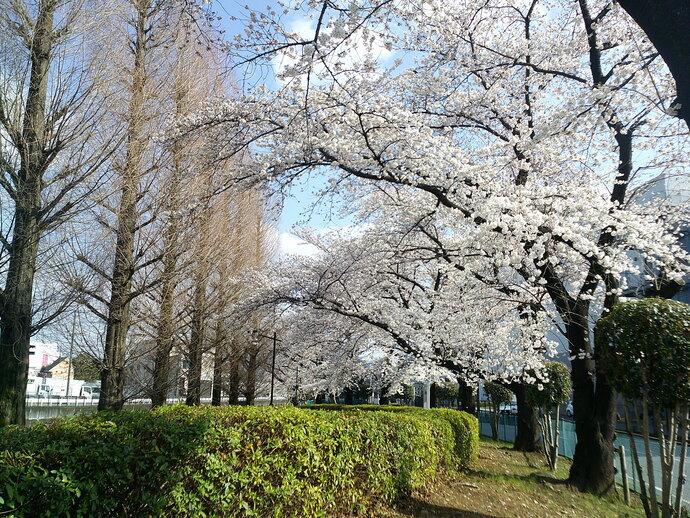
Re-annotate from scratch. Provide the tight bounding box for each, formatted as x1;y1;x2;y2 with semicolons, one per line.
382;437;645;518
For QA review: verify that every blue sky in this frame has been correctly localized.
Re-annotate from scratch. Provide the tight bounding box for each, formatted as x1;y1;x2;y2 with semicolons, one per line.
211;0;351;238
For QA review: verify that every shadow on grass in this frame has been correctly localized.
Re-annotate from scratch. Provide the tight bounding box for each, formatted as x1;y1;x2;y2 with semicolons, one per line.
395;497;498;518
467;467;568;487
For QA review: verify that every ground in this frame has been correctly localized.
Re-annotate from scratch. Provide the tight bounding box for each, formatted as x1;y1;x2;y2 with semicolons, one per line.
379;438;645;518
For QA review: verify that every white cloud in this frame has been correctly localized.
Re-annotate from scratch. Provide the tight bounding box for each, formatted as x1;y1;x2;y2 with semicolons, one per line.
279;232;320;257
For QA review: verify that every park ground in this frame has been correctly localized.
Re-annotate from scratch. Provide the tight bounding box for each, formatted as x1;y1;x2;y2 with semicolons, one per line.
379;439;644;518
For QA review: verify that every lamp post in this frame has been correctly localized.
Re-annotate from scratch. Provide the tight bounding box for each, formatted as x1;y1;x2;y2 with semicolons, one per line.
269;332;277;405
250;330;281;406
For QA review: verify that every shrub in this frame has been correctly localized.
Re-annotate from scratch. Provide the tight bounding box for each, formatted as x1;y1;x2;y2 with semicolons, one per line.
0;404;476;517
300;404;479;466
483;382;513;441
596;298;690;518
525;362;571;470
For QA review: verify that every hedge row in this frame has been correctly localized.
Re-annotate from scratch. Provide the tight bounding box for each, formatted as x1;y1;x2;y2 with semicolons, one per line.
0;404;478;517
300;404;479;466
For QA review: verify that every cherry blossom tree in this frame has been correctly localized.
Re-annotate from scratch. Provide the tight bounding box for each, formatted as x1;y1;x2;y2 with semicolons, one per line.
179;0;689;493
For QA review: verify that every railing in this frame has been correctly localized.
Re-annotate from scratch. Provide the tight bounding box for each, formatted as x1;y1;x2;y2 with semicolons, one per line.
478;410;689;505
24;395;290;423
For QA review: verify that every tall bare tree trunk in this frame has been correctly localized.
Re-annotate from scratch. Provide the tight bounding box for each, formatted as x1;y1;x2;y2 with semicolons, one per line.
185;276;206;406
211;320;225;406
100;0;150;411
0;0;54;426
243;346;258;405
151;93;184;408
227;354;241;405
150;209;178;406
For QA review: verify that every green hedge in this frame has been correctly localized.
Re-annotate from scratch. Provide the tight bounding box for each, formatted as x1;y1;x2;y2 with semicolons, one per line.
0;404;477;517
300;404;479;466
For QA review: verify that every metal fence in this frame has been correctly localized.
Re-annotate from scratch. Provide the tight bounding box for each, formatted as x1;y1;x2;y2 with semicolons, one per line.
478;410;689;505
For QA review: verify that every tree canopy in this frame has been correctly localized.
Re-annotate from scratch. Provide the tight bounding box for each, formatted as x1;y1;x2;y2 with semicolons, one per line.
596;298;690;408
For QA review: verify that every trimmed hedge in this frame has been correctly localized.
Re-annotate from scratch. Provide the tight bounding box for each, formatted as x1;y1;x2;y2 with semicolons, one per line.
300;404;479;466
0;404;477;517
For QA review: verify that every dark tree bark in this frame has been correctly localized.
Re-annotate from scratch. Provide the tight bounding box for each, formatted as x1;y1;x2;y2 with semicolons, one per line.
344;386;354;405
150;240;176;408
509;383;542;452
185;281;206;406
457;378;476;414
151;91;184;409
243;347;258;406
617;0;690;129
227;357;240;405
0;0;55;427
210;319;226;406
562;2;637;492
429;382;438;408
567;311;617;494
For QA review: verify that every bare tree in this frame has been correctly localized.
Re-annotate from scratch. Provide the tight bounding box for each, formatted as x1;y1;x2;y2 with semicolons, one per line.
0;0;117;425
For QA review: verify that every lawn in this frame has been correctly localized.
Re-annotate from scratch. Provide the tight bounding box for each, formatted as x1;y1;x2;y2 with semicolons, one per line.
381;438;645;518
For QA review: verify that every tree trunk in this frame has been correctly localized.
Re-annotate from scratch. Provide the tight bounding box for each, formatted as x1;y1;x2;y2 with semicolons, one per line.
211;349;223;406
0;212;41;426
567;310;617;494
616;0;690;129
185;282;206;406
243;347;257;405
151;277;174;408
211;320;225;406
0;0;55;427
227;357;240;405
430;382;438;408
510;382;542;452
490;405;499;441
344;386;354;405
458;378;477;414
151;106;183;408
99;0;150;412
150;223;178;407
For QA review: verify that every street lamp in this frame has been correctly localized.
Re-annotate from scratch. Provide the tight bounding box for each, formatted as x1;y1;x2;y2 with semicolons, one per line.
250;330;281;406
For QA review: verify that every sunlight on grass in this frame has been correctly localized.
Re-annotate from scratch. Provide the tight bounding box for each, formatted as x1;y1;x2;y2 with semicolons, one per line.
383;437;645;518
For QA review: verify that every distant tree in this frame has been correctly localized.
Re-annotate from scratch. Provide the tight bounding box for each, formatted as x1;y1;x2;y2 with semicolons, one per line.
436;382;459;407
72;353;101;383
526;362;572;471
398;383;415;406
485;382;513;441
597;298;690;518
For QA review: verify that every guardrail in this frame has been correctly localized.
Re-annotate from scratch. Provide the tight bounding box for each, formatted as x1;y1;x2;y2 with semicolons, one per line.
25;396;290;423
